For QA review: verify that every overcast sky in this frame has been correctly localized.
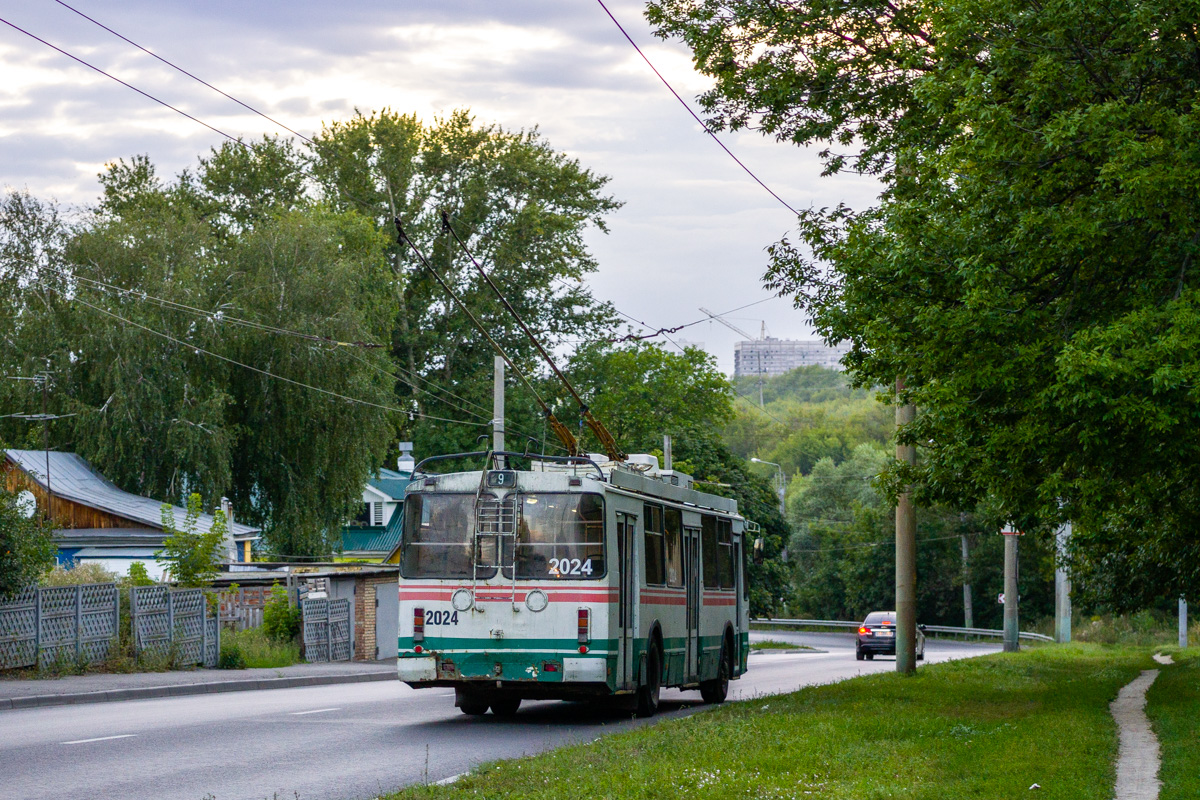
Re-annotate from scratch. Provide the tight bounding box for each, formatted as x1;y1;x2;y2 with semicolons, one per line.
0;0;879;374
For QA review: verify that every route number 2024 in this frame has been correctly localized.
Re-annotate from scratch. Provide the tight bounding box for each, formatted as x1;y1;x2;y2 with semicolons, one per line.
424;609;458;625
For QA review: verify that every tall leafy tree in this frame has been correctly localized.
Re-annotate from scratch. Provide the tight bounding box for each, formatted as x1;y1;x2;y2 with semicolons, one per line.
649;0;1200;606
308;110;622;458
564;342;792;615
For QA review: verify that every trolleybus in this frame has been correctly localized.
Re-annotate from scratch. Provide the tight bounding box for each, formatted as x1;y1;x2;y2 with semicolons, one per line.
394;450;752;717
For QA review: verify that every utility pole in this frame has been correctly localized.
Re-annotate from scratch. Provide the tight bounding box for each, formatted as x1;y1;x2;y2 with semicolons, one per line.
1055;522;1072;643
662;435;672;471
895;378;917;674
1001;523;1021;653
1181;598;1189;649
960;532;974;629
492;356;505;462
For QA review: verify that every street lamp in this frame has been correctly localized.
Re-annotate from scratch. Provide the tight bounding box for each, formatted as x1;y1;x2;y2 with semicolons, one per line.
750;457;786;520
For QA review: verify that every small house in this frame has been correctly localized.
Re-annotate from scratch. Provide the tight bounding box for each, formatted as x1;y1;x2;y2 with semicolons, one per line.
3;449;260;580
338;444;414;562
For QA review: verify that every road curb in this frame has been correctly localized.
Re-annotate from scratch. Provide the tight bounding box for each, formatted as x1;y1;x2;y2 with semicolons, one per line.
0;670;396;711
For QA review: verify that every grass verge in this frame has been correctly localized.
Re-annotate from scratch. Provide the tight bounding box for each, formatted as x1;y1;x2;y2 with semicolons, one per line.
387;645;1152;800
1147;649;1199;800
218;627;301;669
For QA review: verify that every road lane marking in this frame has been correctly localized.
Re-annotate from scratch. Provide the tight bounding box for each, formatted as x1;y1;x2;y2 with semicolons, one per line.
435;773;465;785
62;734;137;745
290;707;341;716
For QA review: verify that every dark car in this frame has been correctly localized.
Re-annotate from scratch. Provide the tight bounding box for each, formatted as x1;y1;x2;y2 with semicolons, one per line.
855;611;925;661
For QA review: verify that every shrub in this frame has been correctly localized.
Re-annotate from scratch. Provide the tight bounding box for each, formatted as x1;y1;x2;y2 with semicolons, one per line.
262;584;301;643
41;562;119;586
218;627;300;669
124;561;156;587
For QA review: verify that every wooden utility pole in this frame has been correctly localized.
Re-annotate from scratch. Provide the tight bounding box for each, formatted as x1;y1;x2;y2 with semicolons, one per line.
895;378;917;674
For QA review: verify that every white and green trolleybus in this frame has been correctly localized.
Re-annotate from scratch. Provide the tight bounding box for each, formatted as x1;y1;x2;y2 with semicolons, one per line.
395;450;751;717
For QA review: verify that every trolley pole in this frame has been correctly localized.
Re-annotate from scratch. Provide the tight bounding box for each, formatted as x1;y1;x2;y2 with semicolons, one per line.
493;356;505;463
895;378;917;674
1002;525;1021;652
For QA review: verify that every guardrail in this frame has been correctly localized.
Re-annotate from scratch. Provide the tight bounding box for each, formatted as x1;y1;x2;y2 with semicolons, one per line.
752;618;1055;643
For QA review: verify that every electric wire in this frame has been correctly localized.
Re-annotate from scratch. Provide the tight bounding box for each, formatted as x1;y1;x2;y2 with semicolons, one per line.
593;0;799;217
394;218;581;455
39;262;556;441
0;16;244;148
70;295;485;428
44;265;385;349
52;0;316;145
440;211;623;460
792;534;967;553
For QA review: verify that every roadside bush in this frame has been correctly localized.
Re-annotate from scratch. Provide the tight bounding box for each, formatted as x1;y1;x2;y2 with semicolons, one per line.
217;627;300;669
1075;610;1181;646
261;584;301;643
41;562;119;586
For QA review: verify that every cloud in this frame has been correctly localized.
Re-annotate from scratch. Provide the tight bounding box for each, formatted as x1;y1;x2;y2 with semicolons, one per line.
0;0;880;371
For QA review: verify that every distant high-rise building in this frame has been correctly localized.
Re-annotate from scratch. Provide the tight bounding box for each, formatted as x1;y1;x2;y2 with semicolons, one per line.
733;338;851;377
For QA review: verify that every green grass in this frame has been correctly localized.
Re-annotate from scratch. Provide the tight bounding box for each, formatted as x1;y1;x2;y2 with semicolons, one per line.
386;645;1154;800
217;627;301;669
1147;649;1199;800
750;639;813;651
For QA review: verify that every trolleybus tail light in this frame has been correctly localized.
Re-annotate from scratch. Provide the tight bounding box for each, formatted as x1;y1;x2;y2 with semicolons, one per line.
577;608;590;645
413;607;425;643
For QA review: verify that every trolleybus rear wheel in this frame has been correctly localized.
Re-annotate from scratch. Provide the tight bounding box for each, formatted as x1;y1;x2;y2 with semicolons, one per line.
456;688;489;716
700;639;730;705
635;645;662;718
489;696;521;717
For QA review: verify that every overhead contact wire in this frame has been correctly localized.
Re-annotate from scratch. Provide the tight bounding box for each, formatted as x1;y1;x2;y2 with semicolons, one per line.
594;0;799;216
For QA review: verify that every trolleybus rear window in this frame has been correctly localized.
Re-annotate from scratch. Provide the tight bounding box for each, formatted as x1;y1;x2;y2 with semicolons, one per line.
508;493;605;580
400;494;482;579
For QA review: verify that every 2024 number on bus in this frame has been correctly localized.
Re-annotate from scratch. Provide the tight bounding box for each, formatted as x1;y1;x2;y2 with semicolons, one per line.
548;557;594;577
425;609;458;625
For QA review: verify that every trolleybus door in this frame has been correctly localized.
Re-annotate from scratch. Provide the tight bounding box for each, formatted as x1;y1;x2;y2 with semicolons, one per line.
684;526;701;681
616;512;637;689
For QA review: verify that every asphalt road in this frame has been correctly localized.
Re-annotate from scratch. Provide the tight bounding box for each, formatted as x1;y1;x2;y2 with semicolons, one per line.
0;632;997;800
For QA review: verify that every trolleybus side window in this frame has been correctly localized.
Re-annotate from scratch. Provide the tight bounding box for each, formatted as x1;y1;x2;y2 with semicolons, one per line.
643;503;665;586
664;507;683;588
400;493;480;579
510;493;605;579
701;515;719;588
717;518;735;589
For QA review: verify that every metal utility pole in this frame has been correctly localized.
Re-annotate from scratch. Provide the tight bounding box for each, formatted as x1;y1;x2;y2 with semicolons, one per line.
492;356;505;461
662;435;672;471
1055;522;1072;643
895;378;917;674
751;456;787;560
1181;598;1189;649
960;533;974;629
1001;524;1021;653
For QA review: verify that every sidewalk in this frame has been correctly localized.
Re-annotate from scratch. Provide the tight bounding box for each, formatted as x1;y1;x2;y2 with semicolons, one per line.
0;659;397;711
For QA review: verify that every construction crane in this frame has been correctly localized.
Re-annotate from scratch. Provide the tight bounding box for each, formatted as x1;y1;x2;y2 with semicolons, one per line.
699;307;768;407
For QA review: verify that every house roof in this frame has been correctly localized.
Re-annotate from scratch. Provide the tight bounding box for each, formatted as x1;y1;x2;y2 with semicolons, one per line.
341;498;404;555
4;449;260;538
368;468;412;501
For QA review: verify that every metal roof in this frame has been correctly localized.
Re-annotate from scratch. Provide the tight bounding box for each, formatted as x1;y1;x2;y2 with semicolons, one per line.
4;449;260;538
368;468;412;501
341;500;404;555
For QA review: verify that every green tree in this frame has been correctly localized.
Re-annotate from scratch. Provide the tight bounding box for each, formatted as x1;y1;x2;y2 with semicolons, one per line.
157;494;226;587
649;0;1200;606
308;109;621;458
564;342;791;615
0;486;57;597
